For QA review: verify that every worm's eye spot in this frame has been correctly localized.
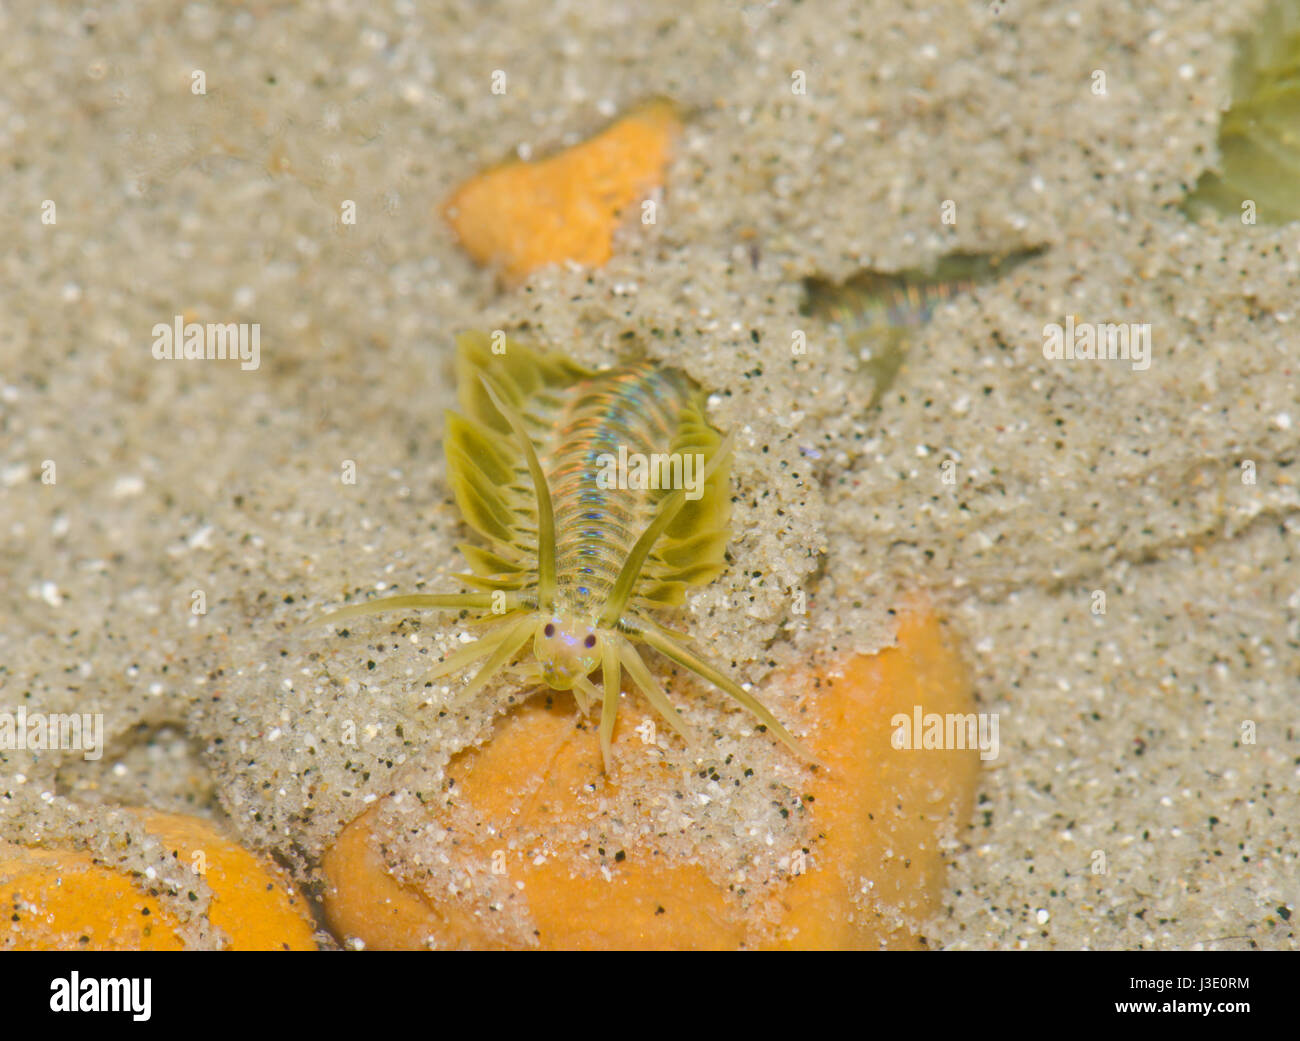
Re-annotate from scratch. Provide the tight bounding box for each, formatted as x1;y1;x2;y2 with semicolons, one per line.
544;623;555;637
584;634;597;648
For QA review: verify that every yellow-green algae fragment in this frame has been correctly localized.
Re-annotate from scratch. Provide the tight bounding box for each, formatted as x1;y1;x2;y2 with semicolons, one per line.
1182;0;1300;224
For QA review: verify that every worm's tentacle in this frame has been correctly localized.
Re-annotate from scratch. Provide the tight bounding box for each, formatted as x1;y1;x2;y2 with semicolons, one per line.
446;614;536;710
617;635;696;752
461;607;532;629
503;663;545;685
425;612;531;682
313;592;506;628
633;617;813;762
598;640;623;774
572;672;598;715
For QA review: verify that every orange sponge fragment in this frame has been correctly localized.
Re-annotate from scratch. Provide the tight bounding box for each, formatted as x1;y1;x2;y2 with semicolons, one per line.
442;99;682;283
0;843;187;950
0;810;318;950
322;605;981;949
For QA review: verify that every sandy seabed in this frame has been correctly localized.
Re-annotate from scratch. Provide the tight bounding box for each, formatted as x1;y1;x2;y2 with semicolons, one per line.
0;0;1295;949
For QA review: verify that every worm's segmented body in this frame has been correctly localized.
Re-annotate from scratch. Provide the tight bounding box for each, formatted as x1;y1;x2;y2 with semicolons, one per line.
542;362;693;614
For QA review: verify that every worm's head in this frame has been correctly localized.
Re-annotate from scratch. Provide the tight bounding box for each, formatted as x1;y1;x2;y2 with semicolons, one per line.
534;613;602;689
